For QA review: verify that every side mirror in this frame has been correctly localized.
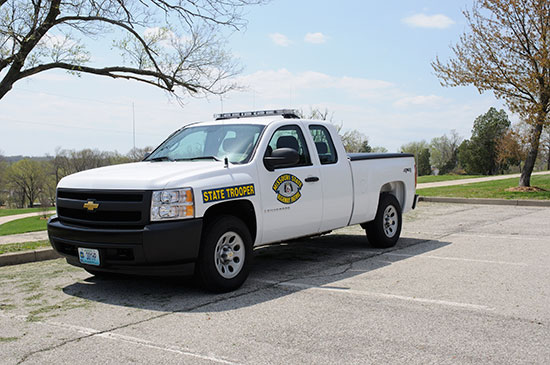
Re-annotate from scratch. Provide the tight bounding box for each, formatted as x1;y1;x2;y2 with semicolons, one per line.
264;148;300;171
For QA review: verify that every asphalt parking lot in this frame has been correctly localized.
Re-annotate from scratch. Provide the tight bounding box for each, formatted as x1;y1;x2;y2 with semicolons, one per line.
1;202;549;364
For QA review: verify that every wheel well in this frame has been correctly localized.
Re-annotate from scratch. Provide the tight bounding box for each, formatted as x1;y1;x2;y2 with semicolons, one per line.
202;200;257;242
379;181;405;209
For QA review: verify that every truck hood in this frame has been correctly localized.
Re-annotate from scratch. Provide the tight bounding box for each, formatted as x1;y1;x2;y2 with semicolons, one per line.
57;161;231;190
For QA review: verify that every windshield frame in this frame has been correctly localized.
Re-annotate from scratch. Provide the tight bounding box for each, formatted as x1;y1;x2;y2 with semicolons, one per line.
145;123;266;165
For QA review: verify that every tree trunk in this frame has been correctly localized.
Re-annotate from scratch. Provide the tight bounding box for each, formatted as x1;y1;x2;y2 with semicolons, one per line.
547;143;550;171
519;115;545;187
0;73;17;100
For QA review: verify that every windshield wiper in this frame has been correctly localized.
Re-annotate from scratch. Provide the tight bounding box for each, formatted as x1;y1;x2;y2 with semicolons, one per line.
175;156;222;161
147;156;173;162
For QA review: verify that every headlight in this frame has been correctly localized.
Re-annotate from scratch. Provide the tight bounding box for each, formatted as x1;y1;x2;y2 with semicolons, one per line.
151;188;194;221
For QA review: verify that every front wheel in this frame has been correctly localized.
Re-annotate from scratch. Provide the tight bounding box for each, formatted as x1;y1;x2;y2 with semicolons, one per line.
365;193;402;248
197;215;253;292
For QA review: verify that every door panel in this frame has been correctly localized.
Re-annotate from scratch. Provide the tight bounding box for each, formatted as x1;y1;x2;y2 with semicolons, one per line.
258;124;323;244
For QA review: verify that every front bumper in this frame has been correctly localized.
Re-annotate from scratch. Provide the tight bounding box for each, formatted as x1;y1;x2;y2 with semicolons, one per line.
47;216;202;276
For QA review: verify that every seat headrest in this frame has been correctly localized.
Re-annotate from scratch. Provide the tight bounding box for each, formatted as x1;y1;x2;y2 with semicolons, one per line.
276;135;299;151
222;138;238;152
315;142;328;154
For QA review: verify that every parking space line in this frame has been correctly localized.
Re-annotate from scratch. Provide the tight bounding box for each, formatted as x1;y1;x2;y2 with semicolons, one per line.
256;280;493;311
0;313;240;365
382;253;528;266
449;232;548;241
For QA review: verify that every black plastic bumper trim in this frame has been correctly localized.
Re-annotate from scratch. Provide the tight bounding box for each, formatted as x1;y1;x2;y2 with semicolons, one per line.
48;216;203;275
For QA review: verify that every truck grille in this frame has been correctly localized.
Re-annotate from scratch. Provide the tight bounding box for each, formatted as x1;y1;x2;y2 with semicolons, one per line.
56;189;150;227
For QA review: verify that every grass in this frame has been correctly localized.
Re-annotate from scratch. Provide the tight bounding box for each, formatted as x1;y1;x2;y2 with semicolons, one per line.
0;240;51;255
417;174;550;200
0;215;53;236
417;174;487;184
0;207;55;218
0;336;20;343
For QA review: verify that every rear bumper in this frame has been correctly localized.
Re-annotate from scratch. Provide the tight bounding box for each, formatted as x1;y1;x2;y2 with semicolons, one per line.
47;216;202;276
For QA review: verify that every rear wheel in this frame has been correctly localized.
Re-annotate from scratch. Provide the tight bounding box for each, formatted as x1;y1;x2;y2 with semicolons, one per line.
197;215;253;292
365;193;402;248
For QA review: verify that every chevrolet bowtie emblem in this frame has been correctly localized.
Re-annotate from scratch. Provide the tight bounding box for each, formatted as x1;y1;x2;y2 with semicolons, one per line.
83;201;99;211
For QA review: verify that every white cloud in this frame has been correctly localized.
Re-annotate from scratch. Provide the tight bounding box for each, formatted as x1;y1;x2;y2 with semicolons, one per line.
233;69;394;100
269;33;292;47
304;32;328;44
393;94;448;107
402;14;455;29
143;27;190;47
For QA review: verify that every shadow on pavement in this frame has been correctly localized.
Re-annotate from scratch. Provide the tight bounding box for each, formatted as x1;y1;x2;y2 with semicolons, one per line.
62;233;450;312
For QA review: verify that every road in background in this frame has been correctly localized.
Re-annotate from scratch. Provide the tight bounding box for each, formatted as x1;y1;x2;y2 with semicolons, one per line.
417;170;550;189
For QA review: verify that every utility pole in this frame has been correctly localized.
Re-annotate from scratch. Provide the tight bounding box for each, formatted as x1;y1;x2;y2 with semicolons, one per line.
132;102;136;151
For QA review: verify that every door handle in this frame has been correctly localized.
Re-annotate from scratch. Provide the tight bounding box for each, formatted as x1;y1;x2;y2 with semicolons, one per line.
305;176;319;182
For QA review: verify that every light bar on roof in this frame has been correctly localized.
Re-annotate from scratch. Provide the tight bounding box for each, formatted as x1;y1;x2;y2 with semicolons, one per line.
214;109;299;120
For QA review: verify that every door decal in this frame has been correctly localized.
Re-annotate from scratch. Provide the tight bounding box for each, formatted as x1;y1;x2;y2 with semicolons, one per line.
272;174;303;204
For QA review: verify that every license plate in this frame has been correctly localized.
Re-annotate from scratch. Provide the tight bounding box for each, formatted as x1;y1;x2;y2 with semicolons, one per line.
78;248;100;266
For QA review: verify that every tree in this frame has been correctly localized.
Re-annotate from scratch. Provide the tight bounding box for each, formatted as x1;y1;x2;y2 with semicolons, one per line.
0;0;265;100
430;130;462;174
418;148;431;176
127;146;155;162
5;159;46;207
370;146;388;153
0;151;7;205
496;126;528;171
400;140;431;175
458;107;511;175
340;130;370;153
541;127;550;170
303;107;372;152
432;0;550;186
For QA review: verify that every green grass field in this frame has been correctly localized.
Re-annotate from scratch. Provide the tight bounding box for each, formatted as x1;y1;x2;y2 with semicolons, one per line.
0;215;53;236
417;174;487;184
0;240;51;255
417;175;550;200
0;207;55;218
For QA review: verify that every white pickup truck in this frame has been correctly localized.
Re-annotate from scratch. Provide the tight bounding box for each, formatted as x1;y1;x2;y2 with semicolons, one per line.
48;109;418;292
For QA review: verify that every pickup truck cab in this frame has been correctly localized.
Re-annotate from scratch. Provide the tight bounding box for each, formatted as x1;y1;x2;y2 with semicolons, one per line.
48;109;417;292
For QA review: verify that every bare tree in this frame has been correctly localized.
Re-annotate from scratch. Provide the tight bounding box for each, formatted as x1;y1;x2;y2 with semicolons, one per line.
0;0;266;100
5;159;46;207
430;130;462;174
432;0;550;186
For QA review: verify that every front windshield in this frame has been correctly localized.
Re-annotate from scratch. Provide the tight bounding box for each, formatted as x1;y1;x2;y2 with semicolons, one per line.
147;124;265;164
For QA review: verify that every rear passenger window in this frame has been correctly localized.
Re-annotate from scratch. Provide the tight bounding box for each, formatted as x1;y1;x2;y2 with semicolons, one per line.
309;125;338;164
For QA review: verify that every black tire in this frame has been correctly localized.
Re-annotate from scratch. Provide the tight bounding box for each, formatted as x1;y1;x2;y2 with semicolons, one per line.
197;215;253;292
365;193;402;248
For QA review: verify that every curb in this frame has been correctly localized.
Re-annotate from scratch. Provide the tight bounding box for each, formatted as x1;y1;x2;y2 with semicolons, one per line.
419;196;550;207
0;247;61;267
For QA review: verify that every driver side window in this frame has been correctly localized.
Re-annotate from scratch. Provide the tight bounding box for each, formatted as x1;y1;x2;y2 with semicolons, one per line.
265;125;311;168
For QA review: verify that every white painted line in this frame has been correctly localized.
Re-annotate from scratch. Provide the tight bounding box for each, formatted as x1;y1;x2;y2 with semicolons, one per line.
383;252;528;266
0;313;240;365
96;332;240;365
257;280;493;311
450;232;547;242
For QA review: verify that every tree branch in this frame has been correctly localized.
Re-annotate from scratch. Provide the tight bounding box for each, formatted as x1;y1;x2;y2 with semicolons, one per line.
55;15;170;88
19;62;198;92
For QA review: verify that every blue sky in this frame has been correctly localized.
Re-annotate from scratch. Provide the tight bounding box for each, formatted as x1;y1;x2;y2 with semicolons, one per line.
1;0;508;156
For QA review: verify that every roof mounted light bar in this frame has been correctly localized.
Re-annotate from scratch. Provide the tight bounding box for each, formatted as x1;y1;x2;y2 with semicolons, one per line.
214;109;300;120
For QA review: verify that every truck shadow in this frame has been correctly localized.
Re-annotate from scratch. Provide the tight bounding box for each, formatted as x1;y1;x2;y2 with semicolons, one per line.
62;233;450;312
